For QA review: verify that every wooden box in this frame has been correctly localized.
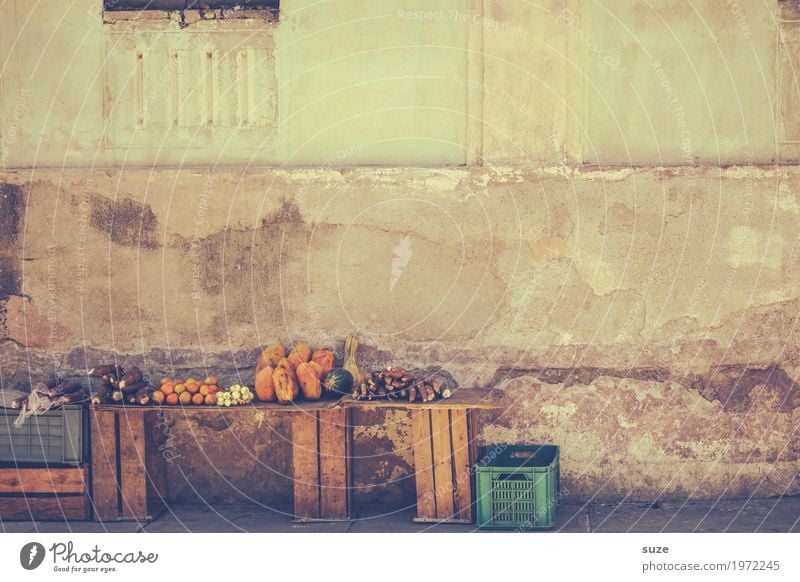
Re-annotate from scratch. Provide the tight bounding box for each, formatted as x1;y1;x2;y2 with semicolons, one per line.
90;408;167;521
411;408;477;523
0;465;90;521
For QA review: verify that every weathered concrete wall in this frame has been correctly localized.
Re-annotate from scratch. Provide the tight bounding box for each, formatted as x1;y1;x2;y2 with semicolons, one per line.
1;0;796;167
1;166;798;503
1;0;799;505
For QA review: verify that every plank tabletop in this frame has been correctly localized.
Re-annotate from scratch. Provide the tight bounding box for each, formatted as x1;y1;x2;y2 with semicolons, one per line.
92;388;504;413
338;388;505;410
92;398;343;413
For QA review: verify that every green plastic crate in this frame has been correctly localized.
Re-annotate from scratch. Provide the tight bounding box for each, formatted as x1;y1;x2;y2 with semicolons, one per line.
0;405;88;465
475;444;560;530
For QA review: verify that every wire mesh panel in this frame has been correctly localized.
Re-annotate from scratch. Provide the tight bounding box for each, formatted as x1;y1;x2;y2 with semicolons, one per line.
0;406;86;465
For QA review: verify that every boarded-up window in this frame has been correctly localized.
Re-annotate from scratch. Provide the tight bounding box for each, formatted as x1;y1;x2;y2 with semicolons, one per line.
104;1;278;10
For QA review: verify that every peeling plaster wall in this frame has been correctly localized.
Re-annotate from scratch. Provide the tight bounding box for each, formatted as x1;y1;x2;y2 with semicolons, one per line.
1;166;799;503
1;0;799;505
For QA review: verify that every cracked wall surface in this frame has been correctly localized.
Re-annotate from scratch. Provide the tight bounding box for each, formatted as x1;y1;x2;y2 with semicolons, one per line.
1;166;798;503
1;0;799;505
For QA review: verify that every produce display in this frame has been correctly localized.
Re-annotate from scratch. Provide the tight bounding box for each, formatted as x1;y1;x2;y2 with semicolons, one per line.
253;342;338;404
352;367;453;402
82;337;457;408
89;365;150;405
153;376;221;406
12;378;87;411
216;384;254;407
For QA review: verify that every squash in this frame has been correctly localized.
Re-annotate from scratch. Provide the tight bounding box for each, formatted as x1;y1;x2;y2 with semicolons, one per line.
254;365;276;402
256;344;285;371
343;336;363;386
312;348;335;376
322;368;354;396
287;353;304;370
290;343;312;363
296;362;322;401
273;368;298;404
309;361;324;377
277;357;298;384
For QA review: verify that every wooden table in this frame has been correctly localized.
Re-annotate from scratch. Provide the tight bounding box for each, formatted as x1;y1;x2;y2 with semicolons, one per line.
90;389;503;524
90;400;349;523
341;389;504;523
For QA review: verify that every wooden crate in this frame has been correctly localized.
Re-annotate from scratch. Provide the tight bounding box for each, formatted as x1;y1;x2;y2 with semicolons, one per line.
291;408;350;521
411;408;477;523
90;408;167;522
0;465;90;521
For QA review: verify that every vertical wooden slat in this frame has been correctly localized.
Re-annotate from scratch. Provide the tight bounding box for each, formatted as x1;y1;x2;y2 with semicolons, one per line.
430;409;455;519
318;408;348;519
411;409;436;519
144;411;167;517
292;412;320;519
118;412;147;520
90;410;119;521
450;409;472;521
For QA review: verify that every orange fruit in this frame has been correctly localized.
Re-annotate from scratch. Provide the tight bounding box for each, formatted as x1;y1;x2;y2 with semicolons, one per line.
208;385;219;394
199;385;210;396
191;393;204;405
179;391;192;405
166;393;179;406
160;382;175;395
160;376;171;385
174;383;186;394
175;378;185;384
186;383;200;395
152;390;166;405
187;377;198;385
204;376;218;386
204;393;217;406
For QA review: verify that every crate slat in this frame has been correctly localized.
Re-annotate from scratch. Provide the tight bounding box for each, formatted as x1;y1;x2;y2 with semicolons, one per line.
0;466;86;494
90;409;119;521
0;494;88;521
411;410;436;519
450;410;472;521
118;413;147;520
291;412;320;520
318;408;348;520
430;409;455;519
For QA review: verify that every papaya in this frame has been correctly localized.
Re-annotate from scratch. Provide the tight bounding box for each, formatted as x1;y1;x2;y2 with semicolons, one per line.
273;367;298;404
256;344;286;372
287;353;304;370
309;361;324;377
254;365;276;402
296;362;322;401
290;343;312;363
311;348;335;375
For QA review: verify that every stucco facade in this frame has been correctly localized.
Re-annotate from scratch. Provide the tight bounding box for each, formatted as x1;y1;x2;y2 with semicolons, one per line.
1;0;799;505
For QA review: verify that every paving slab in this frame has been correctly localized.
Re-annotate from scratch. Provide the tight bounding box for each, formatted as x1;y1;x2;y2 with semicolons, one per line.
141;504;352;533
3;497;795;533
590;497;800;533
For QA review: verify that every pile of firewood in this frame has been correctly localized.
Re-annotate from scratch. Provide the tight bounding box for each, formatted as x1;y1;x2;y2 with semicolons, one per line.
353;367;452;402
11;379;87;411
89;364;151;405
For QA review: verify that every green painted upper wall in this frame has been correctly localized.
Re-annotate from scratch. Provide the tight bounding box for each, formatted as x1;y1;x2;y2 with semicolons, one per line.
0;0;794;167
